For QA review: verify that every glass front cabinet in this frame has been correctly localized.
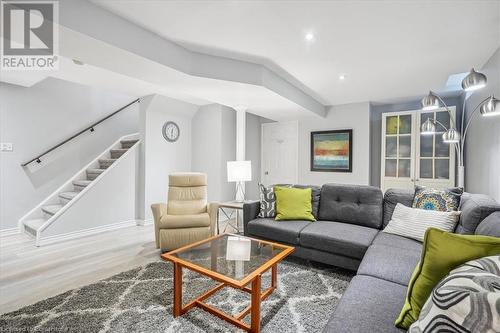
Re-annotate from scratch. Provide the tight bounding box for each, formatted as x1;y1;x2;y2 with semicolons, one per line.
381;107;456;192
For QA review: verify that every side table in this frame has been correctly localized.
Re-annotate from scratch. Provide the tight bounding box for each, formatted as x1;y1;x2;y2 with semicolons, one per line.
217;201;257;234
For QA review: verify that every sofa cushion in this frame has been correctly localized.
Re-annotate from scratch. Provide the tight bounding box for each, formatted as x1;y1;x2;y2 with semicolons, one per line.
383;188;414;227
299;221;378;259
457;193;500;234
371;232;422;252
246;218;311;245
293;184;321;219
475;211;500;237
319;184;383;229
322;275;406;333
357;245;421;286
412;185;463;211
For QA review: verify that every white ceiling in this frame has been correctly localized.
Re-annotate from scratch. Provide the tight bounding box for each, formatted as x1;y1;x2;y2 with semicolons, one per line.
94;0;500;105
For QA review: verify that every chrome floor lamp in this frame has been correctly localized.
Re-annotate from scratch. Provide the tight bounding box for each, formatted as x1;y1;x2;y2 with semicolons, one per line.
420;68;500;189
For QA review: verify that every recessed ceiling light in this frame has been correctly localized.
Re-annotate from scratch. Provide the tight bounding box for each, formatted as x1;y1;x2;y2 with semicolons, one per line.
339;74;346;80
305;33;315;41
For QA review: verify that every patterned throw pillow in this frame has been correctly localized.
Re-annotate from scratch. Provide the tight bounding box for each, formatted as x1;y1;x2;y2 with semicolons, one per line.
409;255;500;333
412;186;463;211
258;183;276;218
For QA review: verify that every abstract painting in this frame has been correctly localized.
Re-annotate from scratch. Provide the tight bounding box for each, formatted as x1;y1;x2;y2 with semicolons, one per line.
310;129;352;172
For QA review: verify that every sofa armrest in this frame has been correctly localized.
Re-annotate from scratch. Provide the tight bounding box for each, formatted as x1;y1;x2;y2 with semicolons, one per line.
151;203;167;248
207;202;219;236
243;201;260;236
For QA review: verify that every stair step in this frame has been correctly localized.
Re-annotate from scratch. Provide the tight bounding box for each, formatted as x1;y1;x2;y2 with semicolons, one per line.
86;168;106;180
73;180;92;191
24;218;46;234
59;191;79;204
98;158;116;169
110;149;128;159
42;204;64;216
120;139;139;149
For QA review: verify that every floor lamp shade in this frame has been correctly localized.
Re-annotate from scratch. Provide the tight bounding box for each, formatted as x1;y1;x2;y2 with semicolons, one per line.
227;161;252;182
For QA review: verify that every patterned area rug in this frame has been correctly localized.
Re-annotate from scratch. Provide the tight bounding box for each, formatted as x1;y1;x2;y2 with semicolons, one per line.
0;258;353;332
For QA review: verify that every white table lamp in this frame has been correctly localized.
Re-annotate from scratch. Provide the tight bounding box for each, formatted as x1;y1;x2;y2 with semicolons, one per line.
227;160;252;202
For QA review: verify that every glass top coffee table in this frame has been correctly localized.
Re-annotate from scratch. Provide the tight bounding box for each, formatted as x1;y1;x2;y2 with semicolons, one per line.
161;233;294;332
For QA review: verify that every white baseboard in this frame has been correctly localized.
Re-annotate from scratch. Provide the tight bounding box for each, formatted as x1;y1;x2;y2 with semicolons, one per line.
136;219;153;226
0;227;22;237
38;220;139;246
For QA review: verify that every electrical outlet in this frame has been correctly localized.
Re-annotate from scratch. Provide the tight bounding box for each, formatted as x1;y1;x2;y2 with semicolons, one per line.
0;143;13;152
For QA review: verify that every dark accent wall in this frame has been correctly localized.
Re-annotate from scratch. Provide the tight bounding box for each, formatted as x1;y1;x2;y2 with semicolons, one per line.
369;94;464;187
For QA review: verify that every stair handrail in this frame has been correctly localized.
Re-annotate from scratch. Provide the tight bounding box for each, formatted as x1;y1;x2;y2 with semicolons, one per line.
21;98;140;167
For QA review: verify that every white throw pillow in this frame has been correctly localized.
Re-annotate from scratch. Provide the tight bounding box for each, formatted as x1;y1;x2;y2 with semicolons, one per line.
383;203;460;242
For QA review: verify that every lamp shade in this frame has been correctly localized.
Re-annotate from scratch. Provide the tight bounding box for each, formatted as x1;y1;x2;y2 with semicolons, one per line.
421;91;440;111
421;118;436;135
442;128;460;143
227;161;252;182
480;96;500;117
461;68;487;92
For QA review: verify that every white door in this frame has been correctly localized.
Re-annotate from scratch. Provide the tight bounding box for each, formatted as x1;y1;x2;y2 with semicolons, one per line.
261;121;298;185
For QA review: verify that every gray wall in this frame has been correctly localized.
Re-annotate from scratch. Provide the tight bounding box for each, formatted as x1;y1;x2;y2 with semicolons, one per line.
140;95;197;221
191;104;236;202
192;106;269;202
464;48;500;201
0;78;138;230
245;113;273;200
369;94;463;187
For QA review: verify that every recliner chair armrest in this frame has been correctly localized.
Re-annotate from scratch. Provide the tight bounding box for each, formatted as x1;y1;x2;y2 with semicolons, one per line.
207;202;219;236
243;201;260;236
151;203;167;248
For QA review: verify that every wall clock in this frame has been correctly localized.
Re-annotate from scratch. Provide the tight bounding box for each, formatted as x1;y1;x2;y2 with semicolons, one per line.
162;121;180;142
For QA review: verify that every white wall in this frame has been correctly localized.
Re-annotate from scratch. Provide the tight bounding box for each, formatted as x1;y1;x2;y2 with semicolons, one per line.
297;102;371;186
0;78;138;231
465;48;500;201
140;94;197;221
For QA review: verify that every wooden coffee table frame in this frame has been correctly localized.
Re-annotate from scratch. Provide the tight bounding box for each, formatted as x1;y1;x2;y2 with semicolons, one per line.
161;234;294;333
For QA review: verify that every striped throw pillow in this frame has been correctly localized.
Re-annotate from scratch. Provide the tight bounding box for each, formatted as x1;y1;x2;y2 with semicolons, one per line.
383;203;460;242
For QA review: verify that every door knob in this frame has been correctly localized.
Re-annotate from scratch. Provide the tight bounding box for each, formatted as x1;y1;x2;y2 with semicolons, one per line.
265;171;269;175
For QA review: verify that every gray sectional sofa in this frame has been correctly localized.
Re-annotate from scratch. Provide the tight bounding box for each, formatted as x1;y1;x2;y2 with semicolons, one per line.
243;183;500;333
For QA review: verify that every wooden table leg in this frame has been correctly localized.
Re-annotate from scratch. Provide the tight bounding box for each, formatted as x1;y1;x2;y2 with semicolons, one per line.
250;274;262;333
173;262;182;317
271;264;277;288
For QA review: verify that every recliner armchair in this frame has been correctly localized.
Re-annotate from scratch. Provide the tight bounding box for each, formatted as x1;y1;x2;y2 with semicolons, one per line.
151;172;218;251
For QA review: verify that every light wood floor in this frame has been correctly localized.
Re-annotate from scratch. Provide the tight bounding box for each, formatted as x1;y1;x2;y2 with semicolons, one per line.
0;224;160;314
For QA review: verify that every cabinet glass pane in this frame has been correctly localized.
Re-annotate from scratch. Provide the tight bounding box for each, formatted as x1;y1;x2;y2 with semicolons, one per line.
420;135;433;157
398;159;411;178
386;116;398;134
399;136;411;157
399;115;412;134
420;159;433;178
385;159;397;177
435;134;450;157
436;111;450;131
435;159;450;179
386;137;397;157
421;112;434;126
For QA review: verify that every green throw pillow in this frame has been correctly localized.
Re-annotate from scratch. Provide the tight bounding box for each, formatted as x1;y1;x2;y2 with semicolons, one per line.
274;186;315;222
395;228;500;329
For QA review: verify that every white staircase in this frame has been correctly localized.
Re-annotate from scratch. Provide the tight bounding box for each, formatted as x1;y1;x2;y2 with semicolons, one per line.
20;133;140;245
